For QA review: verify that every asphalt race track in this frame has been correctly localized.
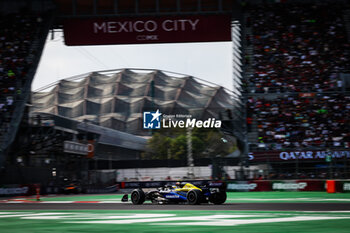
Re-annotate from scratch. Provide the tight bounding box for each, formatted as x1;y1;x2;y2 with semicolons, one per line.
1;202;350;211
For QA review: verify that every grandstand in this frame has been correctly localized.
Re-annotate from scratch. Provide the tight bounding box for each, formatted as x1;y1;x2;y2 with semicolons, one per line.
243;1;350;179
0;0;350;188
31;69;236;135
0;2;54;172
0;0;248;188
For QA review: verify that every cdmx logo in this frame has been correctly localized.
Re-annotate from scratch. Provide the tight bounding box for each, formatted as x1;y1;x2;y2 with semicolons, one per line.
143;109;162;129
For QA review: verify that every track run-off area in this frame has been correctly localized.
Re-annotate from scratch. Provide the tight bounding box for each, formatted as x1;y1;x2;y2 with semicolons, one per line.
1;192;350;233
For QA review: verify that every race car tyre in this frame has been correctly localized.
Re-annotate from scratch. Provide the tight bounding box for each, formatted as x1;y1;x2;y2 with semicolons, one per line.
131;189;145;205
187;189;202;205
209;191;227;205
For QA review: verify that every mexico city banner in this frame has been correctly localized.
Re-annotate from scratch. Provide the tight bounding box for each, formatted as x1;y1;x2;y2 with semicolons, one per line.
63;15;231;45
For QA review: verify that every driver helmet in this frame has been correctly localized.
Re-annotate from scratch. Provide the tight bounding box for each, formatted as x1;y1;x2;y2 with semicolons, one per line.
175;181;184;188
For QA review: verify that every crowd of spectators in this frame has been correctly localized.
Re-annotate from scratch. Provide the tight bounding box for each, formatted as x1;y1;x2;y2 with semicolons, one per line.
245;3;350;151
248;94;350;150
0;12;43;138
246;3;350;93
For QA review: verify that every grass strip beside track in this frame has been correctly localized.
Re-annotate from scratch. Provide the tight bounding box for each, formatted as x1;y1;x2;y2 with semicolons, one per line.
0;210;350;233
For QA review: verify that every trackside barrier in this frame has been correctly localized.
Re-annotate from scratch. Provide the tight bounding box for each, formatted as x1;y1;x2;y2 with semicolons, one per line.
0;184;38;196
85;184;120;194
118;180;350;193
226;181;271;191
343;182;350;192
2;180;350;196
227;180;325;192
119;180;212;189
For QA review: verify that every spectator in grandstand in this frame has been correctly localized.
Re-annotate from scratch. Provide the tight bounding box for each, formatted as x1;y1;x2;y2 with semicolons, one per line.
251;94;350;150
247;3;350;93
0;12;43;133
246;3;350;150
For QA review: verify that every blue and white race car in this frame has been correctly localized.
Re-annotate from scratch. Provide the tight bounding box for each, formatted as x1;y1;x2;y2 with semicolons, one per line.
122;182;227;205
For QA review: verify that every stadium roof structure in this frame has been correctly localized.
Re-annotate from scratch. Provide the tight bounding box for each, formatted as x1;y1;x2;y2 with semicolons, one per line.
31;68;236;135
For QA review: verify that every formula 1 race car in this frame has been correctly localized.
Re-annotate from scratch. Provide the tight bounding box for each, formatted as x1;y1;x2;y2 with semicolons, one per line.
121;182;227;205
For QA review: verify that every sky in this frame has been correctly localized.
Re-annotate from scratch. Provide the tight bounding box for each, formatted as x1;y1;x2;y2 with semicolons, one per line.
32;31;233;92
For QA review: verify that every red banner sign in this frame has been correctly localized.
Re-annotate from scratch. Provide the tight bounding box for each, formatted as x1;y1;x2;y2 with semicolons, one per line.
63;15;232;46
